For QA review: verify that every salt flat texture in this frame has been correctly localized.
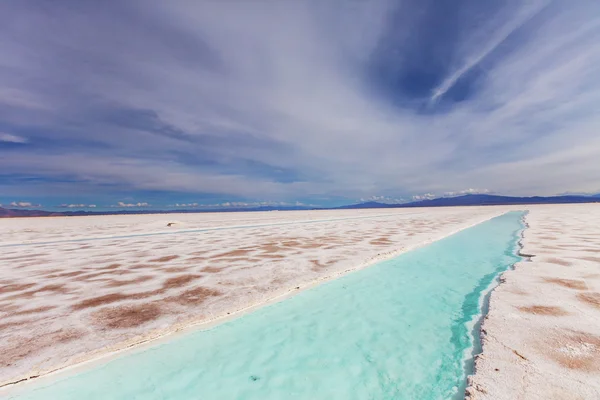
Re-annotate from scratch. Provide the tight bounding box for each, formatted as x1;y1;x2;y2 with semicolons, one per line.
467;204;600;399
5;212;524;400
0;207;507;387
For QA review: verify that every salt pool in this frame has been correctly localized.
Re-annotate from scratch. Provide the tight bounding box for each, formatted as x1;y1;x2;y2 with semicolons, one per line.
8;212;524;400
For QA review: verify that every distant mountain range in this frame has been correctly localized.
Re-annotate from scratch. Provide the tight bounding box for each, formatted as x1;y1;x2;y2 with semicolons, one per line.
336;194;600;209
1;194;599;218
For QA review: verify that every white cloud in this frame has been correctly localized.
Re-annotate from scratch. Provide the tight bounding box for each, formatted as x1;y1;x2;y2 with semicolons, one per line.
443;189;490;197
114;201;150;207
10;201;40;208
59;203;97;208
360;195;407;204
0;133;28;143
412;193;436;201
172;200;310;209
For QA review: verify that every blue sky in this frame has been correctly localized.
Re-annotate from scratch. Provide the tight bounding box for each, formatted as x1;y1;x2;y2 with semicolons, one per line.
1;0;600;210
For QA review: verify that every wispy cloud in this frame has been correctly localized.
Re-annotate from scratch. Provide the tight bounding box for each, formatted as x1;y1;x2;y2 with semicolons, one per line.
0;133;28;143
430;1;550;102
58;204;97;208
0;1;599;203
359;195;407;204
174;203;199;208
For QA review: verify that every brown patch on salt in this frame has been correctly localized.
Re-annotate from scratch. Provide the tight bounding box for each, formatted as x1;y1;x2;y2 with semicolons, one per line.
212;256;253;264
132;252;151;258
542;277;587;290
258;254;286;259
150;255;180;262
161;266;189;273
88;258;122;265
71;288;165;310
0;328;83;368
162;274;201;290
370;237;393;245
99;263;122;270
128;263;154;270
281;240;301;247
166;286;221;305
91;303;162;329
213;249;251;258
104;275;154;288
35;268;65;276
4;283;70;300
310;259;339;271
543;330;600;371
0;319;37;333
186;256;206;263
13;305;57;316
37;283;69;293
0;282;36;293
0;303;20;314
299;243;322;249
507;287;529;296
73;292;131;310
202;266;225;273
76;269;133;281
517;305;569;316
58;270;86;278
577;292;600;309
545;257;573;266
260;244;284;253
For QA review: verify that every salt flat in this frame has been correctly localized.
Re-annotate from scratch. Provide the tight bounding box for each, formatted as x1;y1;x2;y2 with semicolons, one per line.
467;204;600;399
0;206;507;387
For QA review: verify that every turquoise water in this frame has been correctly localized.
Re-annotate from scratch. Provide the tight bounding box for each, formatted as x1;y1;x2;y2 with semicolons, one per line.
9;212;524;400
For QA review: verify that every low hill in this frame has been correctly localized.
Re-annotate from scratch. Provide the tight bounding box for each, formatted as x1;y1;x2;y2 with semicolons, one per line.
0;205;311;218
0;207;57;217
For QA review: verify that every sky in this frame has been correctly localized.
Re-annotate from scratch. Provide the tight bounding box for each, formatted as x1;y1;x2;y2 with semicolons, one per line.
1;0;600;210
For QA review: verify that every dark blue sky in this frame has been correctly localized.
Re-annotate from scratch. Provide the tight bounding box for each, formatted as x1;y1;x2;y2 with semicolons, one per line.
1;0;599;210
